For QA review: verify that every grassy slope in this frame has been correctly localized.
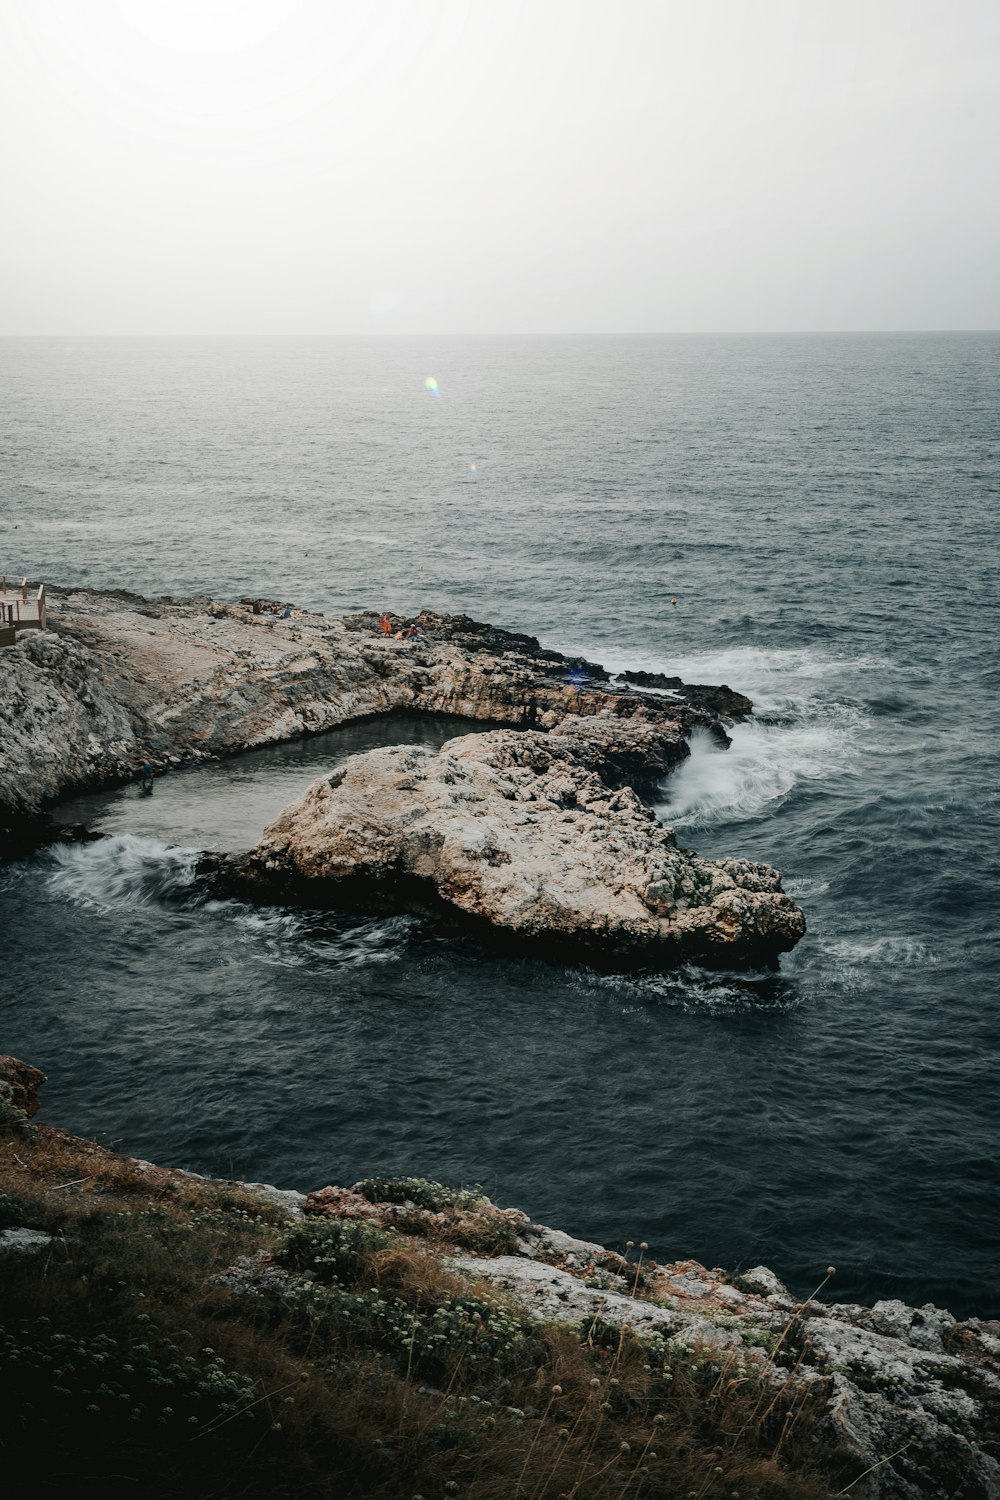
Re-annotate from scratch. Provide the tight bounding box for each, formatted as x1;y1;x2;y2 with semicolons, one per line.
0;1119;842;1500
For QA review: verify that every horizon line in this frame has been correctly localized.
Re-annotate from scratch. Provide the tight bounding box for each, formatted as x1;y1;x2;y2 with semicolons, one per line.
2;328;999;339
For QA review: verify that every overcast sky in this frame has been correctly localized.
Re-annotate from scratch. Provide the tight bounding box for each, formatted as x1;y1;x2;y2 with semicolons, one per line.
1;0;998;334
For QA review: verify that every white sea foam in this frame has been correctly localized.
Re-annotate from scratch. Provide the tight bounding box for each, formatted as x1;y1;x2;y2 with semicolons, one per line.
544;640;883;827
782;876;831;900
45;835;199;909
221;906;415;971
589;965;799;1015
651;644;891;714
814;934;938;968
559;639;890;711
657;715;861;829
45;836;415;970
567;642;879;830
211;903;310;964
782;932;939;995
295;914;419;971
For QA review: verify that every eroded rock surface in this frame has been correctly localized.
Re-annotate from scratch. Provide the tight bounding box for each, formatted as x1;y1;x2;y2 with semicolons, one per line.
1;589;732;841
222;716;804;966
0;586;803;965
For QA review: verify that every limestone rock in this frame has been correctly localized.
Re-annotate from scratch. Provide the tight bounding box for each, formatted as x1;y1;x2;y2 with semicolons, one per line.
460;1240;1000;1500
0;588;722;843
222;720;805;968
454;1253;742;1347
236;1182;308;1218
1;586;803;966
737;1264;793;1300
0;1228;55;1254
0;630;143;837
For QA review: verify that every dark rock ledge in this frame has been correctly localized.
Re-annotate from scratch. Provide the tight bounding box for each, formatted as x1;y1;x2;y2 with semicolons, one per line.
0;586;801;968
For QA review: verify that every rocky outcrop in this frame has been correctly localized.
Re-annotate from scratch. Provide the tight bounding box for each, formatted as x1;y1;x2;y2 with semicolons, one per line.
0;589;734;843
216;714;804;968
0;586;803;966
0;629;144;845
0;1054;46;1118
453;1246;1000;1500
617;668;753;720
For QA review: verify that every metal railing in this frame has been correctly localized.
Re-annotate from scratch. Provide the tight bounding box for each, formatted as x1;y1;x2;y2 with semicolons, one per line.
0;577;47;643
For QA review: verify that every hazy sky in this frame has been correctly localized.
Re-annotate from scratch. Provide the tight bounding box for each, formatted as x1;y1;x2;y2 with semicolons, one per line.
1;0;998;333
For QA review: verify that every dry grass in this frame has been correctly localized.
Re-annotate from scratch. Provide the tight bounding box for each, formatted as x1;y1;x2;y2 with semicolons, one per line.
0;1123;847;1500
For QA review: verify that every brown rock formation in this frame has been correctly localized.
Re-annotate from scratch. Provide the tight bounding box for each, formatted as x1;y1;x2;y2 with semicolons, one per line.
0;1054;46;1117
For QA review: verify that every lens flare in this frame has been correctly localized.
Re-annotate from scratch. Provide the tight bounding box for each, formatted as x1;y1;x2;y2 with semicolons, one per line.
424;376;440;397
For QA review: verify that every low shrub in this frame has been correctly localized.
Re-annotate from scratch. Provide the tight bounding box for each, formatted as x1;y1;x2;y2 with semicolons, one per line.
276;1217;397;1283
0;1092;28;1131
0;1314;257;1434
293;1280;533;1383
356;1175;486;1213
0;1187;34;1229
446;1210;522;1256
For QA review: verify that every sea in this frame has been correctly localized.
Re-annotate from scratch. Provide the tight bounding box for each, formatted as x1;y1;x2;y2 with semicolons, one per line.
1;334;998;1319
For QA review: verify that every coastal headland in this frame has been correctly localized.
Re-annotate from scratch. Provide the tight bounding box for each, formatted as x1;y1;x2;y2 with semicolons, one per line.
0;585;803;968
2;1055;998;1500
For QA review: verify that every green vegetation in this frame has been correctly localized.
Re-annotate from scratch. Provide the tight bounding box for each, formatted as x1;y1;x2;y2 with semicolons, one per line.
0;1122;842;1499
0;1093;28;1130
278;1216;401;1281
356;1175;488;1212
353;1175;523;1256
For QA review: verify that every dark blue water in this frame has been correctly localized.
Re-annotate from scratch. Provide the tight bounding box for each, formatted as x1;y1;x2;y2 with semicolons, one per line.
2;335;998;1318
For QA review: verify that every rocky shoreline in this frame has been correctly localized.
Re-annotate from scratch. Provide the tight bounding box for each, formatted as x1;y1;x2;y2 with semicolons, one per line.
1;597;995;1496
0;585;802;967
2;1056;997;1500
0;587;739;827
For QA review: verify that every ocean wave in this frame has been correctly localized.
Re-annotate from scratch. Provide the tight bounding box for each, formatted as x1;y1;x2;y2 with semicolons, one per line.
644;645;891;717
223;905;418;971
202;900;311;963
589;964;800;1015
783;876;831;900
45;835;200;909
812;934;938;968
44;834;418;969
604;642;882;828
557;640;891;707
784;932;939;994
656;715;862;828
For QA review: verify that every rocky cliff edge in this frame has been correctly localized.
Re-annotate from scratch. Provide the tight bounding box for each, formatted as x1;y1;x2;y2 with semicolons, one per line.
1;1058;996;1500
